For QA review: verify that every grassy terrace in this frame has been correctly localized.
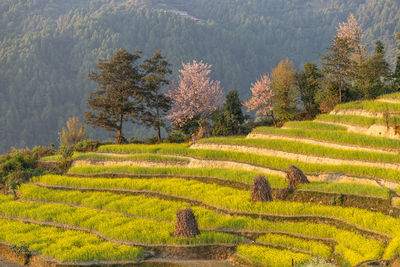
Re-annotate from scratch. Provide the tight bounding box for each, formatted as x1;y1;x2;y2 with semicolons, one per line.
68;165;288;188
96;143;400;182
68;165;390;198
317;114;384;127
283;121;347;131
378;92;400;100
197;136;400;164
0;218;143;262
41;152;188;163
236;245;312;266
18;184;385;264
256;233;332;259
334;100;400;113
31;175;400;238
251;127;400;151
0;194;244;245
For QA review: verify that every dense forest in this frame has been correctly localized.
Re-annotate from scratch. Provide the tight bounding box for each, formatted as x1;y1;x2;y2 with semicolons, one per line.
1;0;400;153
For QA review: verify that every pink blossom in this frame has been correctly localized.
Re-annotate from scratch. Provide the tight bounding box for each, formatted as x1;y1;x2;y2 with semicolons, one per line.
166;60;223;126
244;74;274;116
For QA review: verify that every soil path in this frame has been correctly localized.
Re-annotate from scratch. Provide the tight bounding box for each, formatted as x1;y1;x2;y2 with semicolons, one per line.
377;98;400;104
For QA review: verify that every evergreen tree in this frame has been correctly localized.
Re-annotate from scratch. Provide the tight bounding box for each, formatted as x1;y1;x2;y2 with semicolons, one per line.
212;90;245;136
296;62;322;119
394;34;400;91
356;40;390;99
321;36;353;105
271;58;298;123
141;50;172;143
85;49;143;144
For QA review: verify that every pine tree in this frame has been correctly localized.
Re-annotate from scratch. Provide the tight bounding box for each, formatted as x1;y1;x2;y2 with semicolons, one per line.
85;49;143;144
212;90;245;136
141;50;172;143
296;62;322;119
394;34;400;91
321;36;353;104
356;40;390;99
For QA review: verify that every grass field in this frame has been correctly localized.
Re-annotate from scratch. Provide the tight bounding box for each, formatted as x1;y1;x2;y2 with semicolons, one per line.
252;127;400;150
31;175;400;237
197;136;400;164
0;218;143;262
96;143;400;182
18;183;386;265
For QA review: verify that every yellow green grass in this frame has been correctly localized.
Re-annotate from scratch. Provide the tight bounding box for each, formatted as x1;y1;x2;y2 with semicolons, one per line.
19;184;385;264
68;165;389;198
256;233;332;258
0;218;143;262
97;143;400;182
198;136;400;164
252;127;400;150
0;194;244;245
31;175;400;238
236;245;312;266
41;152;188;163
68;165;289;187
284;121;347;131
334;100;400;113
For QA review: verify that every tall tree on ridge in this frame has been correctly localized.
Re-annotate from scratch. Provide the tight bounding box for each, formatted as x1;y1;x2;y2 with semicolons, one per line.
85;49;144;144
296;62;322;119
393;33;400;91
271;58;298;123
141;50;172;143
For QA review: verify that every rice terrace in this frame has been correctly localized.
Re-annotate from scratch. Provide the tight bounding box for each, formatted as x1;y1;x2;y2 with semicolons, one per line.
3;94;400;266
3;1;400;266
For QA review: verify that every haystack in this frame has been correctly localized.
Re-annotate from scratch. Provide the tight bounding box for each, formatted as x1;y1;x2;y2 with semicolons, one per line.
251;175;273;202
174;208;200;238
287;165;309;190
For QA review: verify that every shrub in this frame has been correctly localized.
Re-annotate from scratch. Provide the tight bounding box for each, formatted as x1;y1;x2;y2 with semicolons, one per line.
167;130;186;143
146;136;159;144
129;137;145;144
74;139;100;152
58;116;86;146
59;145;74;160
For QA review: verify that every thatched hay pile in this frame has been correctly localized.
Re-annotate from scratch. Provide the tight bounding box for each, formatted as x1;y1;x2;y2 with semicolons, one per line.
174;208;200;238
287;165;309;190
251;175;273;202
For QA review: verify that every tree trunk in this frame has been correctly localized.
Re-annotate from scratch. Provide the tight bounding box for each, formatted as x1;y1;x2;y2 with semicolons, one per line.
156;105;161;143
116;114;124;144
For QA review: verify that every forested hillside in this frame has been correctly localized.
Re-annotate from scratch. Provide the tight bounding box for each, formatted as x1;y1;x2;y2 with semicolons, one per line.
1;0;400;153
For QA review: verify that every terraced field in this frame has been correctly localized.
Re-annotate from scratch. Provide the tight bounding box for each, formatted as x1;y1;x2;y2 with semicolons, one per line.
5;94;400;266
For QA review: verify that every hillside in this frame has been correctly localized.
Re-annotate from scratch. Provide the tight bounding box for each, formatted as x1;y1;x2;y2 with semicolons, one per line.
1;0;400;152
3;94;400;266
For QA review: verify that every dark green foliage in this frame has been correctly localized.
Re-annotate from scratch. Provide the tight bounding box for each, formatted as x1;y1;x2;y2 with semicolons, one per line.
296;62;323;119
74;139;100;152
0;152;38;196
167;131;186;143
141;51;172;142
59;146;74;160
212;90;245;136
85;49;144;144
394;34;400;91
321;36;353;106
146;136;159;145
354;41;391;99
